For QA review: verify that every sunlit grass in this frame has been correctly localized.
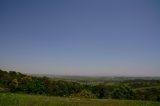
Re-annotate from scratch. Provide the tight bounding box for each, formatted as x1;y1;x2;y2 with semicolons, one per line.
0;93;160;106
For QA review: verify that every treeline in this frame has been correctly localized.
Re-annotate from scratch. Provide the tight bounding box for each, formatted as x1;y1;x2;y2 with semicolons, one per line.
122;80;160;88
0;69;160;101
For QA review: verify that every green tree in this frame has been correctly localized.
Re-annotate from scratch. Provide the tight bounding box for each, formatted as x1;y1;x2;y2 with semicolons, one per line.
111;86;135;100
92;84;110;98
9;79;18;92
76;89;96;98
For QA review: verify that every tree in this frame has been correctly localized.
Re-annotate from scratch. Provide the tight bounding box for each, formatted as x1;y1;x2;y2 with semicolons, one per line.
9;79;18;92
157;96;160;101
92;84;110;98
76;89;96;98
111;86;135;100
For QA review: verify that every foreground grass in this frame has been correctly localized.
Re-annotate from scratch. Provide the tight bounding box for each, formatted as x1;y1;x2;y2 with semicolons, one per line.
0;93;160;106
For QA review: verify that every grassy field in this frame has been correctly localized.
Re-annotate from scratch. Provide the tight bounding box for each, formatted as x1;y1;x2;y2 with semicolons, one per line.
0;93;160;106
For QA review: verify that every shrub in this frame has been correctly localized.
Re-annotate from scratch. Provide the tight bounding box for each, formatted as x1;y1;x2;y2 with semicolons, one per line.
75;89;96;98
9;79;18;92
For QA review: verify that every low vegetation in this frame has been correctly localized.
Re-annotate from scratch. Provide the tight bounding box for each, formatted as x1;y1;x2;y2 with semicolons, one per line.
0;93;160;106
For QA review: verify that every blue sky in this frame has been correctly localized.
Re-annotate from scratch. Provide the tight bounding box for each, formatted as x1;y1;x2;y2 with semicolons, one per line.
0;0;160;76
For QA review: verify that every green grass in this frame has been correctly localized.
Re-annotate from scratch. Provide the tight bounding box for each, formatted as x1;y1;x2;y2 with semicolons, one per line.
0;93;160;106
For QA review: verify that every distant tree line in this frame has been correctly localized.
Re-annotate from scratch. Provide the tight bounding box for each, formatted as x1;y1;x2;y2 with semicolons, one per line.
0;69;160;101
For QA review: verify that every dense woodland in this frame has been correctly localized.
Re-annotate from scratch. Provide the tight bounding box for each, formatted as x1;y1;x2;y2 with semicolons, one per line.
0;69;160;101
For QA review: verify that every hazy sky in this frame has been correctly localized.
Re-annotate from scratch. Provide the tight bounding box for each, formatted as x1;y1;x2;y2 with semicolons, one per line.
0;0;160;76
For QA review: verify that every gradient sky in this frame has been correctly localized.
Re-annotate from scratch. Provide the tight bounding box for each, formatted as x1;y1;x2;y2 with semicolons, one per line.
0;0;160;76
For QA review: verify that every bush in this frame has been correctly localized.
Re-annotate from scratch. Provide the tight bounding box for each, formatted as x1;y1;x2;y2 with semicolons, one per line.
111;86;135;100
73;90;96;98
0;87;5;92
9;79;18;92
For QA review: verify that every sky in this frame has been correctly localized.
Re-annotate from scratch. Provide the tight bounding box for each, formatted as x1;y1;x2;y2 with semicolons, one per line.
0;0;160;76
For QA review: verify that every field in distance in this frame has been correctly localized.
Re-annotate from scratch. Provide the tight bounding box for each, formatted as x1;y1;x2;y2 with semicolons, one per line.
0;93;160;106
